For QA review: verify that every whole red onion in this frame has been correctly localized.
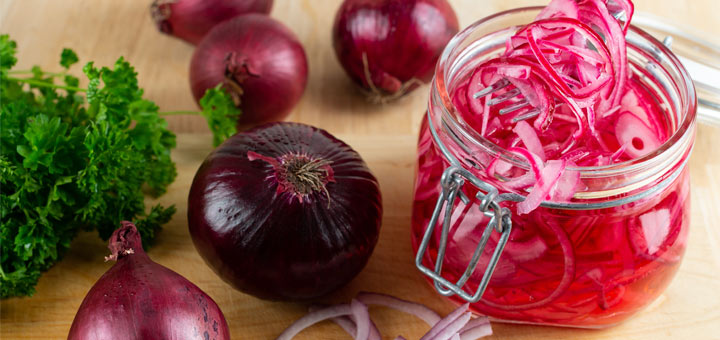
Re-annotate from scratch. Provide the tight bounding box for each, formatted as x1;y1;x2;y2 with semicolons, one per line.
190;14;308;127
151;0;274;45
332;0;459;101
68;222;230;340
188;122;383;301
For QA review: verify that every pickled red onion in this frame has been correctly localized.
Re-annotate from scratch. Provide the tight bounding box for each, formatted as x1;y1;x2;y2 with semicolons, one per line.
449;0;671;213
517;159;566;214
513;120;547;161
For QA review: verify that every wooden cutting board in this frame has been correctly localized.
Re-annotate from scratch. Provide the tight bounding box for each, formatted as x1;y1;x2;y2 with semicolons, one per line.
2;0;720;339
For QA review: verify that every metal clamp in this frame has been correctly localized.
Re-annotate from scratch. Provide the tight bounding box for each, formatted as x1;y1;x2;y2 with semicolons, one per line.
415;164;513;303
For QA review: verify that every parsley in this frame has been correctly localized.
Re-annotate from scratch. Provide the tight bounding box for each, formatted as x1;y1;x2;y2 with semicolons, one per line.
0;35;178;298
199;84;240;146
161;85;241;147
60;49;78;70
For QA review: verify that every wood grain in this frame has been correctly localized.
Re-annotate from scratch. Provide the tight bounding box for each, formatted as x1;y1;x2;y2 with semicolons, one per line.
2;0;720;339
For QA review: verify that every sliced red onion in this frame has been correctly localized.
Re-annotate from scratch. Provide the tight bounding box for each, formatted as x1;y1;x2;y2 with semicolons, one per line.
486;117;503;137
506;78;540;109
430;312;472;340
497;64;532;79
517;159;567;214
486;157;514;179
601;104;622;119
537;0;579;19
367;320;384;340
503;234;549;262
479;212;576;311
501;173;536;190
611;143;628;162
278;293;492;340
481;94;491;136
356;292;441;325
351;299;371;340
560;148;590;163
487;151;538;191
419;303;469;340
639;208;671;255
459;317;493;340
513;120;547;161
551;162;581;202
326;314;357;335
614;112;661;158
507;147;544;182
459;316;490;332
308;305;383;340
276;304;352;340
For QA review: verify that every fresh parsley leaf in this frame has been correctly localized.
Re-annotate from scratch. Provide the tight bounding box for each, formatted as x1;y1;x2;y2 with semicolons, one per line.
60;48;78;69
31;65;44;79
0;34;17;75
199;85;240;146
0;36;177;298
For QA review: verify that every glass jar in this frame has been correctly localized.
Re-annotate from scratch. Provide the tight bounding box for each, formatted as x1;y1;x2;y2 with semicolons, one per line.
411;7;697;328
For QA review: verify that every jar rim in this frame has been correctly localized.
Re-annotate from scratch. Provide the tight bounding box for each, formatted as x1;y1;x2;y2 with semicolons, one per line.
432;6;697;181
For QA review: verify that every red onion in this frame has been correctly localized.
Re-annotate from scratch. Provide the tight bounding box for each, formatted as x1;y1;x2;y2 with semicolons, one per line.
332;0;459;101
190;14;308;127
68;222;230;340
151;0;274;45
188;122;382;300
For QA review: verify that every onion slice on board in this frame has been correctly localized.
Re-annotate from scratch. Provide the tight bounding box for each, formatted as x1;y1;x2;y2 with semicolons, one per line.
276;293;492;340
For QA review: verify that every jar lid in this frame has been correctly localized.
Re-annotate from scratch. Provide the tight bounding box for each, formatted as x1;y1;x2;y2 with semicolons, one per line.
633;12;720;126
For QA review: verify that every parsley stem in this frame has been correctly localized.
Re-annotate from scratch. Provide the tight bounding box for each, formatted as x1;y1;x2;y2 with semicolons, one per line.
8;77;86;92
8;70;65;77
159;111;200;116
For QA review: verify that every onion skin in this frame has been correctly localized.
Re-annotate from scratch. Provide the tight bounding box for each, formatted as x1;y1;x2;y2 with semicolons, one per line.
188;122;382;301
151;0;274;45
190;14;308;127
68;222;230;340
332;0;459;100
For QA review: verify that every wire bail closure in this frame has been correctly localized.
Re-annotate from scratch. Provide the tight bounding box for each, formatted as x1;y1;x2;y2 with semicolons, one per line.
414;165;513;303
415;111;513;303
